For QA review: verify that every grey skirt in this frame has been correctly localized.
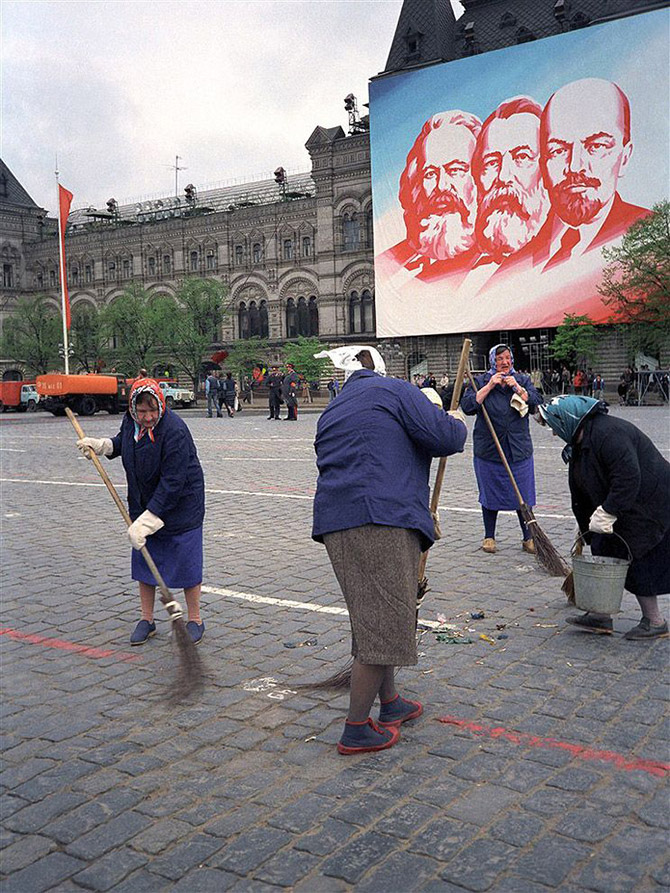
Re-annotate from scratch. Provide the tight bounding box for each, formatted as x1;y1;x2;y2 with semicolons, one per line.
323;524;422;666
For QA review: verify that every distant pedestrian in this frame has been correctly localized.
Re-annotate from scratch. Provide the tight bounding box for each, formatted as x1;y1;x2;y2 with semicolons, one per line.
283;363;300;420
221;373;236;417
266;366;284;419
327;377;339;401
592;374;605;400
206;371;222;418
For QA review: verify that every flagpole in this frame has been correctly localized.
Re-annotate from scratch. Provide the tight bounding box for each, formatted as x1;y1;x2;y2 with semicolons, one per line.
55;164;70;374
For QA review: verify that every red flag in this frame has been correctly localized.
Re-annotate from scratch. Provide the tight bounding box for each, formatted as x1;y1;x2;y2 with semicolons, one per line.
58;184;73;329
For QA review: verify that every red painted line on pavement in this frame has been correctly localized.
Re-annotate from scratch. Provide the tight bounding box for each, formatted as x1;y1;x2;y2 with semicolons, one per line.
0;627;138;662
438;715;669;778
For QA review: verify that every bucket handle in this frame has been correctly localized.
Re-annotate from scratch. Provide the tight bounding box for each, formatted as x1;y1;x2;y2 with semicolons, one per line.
572;530;632;562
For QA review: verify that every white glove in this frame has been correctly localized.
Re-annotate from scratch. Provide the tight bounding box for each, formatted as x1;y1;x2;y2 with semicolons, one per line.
510;393;529;417
77;437;113;459
421;387;443;408
447;408;467;425
127;510;164;550
589;505;617;535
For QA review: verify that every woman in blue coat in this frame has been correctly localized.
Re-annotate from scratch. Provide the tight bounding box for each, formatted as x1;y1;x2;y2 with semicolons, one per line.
461;344;542;554
313;348;467;755
77;379;206;645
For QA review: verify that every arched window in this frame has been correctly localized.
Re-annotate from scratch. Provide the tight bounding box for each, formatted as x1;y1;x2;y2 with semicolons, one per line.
297;297;309;336
302;236;311;257
283;239;293;260
235;245;243;265
148;256;156;277
308;296;319;336
239;302;250;339
259;300;269;338
252;243;262;264
190;250;199;271
249;300;260;337
365;211;373;249
361;289;375;333
286;298;297;338
342;213;360;251
349;290;361;334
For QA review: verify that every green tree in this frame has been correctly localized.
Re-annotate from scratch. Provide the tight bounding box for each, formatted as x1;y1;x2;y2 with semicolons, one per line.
164;278;229;396
70;305;110;373
1;294;61;375
551;314;599;370
225;337;271;378
283;336;328;382
102;283;175;376
599;201;670;358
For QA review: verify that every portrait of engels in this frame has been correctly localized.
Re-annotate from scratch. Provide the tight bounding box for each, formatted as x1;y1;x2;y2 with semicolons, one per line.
377;78;650;295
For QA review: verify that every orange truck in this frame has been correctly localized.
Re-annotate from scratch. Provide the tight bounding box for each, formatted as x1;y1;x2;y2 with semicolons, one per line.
0;381;40;412
36;374;130;416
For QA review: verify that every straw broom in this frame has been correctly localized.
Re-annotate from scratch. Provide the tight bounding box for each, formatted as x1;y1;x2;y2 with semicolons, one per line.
66;409;203;702
304;339;472;690
463;367;569;578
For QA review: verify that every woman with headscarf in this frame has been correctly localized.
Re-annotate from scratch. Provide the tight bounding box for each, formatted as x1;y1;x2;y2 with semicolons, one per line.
538;395;669;640
461;343;541;554
76;378;206;646
313;347;467;754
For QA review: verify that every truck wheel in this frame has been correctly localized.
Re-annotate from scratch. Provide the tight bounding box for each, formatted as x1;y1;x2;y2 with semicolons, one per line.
26;400;37;412
165;396;175;409
182;401;192;408
79;396;97;416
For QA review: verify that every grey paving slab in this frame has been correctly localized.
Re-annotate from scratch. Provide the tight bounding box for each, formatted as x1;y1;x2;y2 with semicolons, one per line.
1;406;668;890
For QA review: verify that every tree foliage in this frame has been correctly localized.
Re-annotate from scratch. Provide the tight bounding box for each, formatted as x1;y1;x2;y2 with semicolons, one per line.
225;337;271;378
163;278;229;393
551;314;599;370
599;201;670;356
283;336;328;382
70;305;110;373
1;294;61;375
102;284;175;376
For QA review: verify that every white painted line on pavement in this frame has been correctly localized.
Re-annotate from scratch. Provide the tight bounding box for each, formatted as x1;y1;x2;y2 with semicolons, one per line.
0;448;26;452
0;477;575;518
200;584;446;629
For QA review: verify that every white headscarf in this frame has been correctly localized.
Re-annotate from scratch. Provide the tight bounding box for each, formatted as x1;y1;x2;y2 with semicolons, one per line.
313;345;386;381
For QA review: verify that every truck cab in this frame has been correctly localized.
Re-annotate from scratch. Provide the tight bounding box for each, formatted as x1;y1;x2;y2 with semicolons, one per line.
158;380;195;409
20;384;40;412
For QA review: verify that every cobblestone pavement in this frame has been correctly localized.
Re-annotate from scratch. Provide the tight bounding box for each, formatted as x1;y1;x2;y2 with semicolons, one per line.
1;403;669;892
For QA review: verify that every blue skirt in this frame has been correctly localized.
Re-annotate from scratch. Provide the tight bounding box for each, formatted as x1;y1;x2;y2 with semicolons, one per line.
474;456;536;511
131;526;203;589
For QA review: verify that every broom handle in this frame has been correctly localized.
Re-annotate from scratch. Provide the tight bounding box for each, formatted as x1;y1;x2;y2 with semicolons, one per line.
464;366;525;508
65;408;178;614
418;338;472;580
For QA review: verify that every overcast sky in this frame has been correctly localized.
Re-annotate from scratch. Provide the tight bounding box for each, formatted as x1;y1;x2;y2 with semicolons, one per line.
3;1;464;216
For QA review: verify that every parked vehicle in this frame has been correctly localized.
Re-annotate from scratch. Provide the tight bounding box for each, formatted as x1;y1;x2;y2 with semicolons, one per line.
36;374;130;416
0;381;41;412
158;380;195;409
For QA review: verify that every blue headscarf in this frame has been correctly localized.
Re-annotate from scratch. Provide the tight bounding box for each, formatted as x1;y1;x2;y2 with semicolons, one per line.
488;344;515;375
538;395;607;462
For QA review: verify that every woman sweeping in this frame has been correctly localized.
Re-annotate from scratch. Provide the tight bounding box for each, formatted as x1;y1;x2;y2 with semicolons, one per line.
313;347;467;754
461;344;541;553
538;395;669;639
77;378;206;646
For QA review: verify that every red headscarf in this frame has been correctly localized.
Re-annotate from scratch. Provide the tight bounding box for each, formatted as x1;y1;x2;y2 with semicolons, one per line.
128;378;166;442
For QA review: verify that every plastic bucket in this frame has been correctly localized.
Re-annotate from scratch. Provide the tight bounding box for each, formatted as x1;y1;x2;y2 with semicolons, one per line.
572;533;631;615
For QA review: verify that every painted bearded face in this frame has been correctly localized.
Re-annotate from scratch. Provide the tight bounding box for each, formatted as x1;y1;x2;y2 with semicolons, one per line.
475;113;549;262
407;124;478;260
542;79;632;227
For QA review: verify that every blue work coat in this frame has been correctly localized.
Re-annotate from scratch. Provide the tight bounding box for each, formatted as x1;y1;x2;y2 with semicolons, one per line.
460;372;541;463
110;410;205;534
312;370;467;551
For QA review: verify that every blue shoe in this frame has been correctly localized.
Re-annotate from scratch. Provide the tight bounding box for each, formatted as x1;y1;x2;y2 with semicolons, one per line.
186;620;205;645
378;694;423;727
130;619;156;645
337;718;400;755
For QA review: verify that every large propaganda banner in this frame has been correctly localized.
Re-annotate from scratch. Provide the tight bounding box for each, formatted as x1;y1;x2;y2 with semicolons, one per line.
370;9;669;337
